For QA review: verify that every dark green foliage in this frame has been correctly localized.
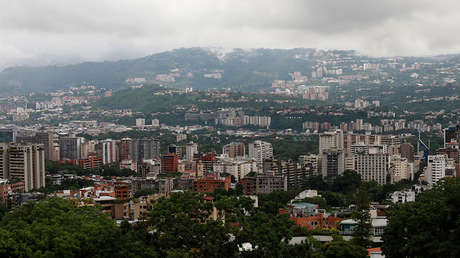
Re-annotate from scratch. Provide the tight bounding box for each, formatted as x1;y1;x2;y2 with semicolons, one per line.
0;198;156;257
258;190;301;215
46;160;88;175
38;178;94;194
351;185;372;248
0;48;317;95
295;197;329;210
134;188;157;198
237;212;297;257
382;178;460;258
271;135;319;159
46;161;135;177
320;191;346;208
362;179;415;203
331;170;361;194
305;170;418;205
318;235;368;258
100;164;136;177
0;191;381;257
147;191;238;257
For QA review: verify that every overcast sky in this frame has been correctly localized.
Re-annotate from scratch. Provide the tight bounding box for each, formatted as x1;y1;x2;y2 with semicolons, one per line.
0;0;459;69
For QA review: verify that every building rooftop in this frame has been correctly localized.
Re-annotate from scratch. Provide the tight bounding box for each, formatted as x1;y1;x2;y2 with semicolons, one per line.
291;202;318;209
94;196;116;201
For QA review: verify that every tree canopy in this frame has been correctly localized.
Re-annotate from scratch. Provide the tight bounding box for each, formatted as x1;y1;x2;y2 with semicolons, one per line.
382;177;460;258
0;198;155;257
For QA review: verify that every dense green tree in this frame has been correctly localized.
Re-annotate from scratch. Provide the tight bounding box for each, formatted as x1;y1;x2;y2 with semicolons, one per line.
146;192;238;257
331;170;361;194
0;198;155;257
39;178;94;194
258;190;301;215
382;178;460;258
278;241;314;258
351;185;372;248
315;235;367;258
134;188;157;198
305;175;329;191
320;191;346;208
237;212;297;257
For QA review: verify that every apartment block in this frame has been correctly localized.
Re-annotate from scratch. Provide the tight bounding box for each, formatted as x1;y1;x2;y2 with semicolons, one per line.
0;143;45;192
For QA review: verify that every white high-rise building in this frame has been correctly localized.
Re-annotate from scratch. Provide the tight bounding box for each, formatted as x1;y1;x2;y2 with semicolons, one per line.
136;118;146;128
213;156;257;182
319;129;344;153
352;145;389;185
248;140;273;169
102;139;118;165
151;119;160;127
185;142;198;161
425;155;446;186
319;130;345;182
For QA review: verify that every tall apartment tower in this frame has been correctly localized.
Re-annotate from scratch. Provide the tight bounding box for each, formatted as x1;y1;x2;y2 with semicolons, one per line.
0;144;8;179
119;138;132;161
102;139;118;165
352;145;389;185
248;140;273;169
399;143;415;162
185;142;198;161
425;155;446;186
222;142;246;158
319;130;345;182
36;132;55;161
59;137;83;160
132;138;160;162
161;154;179;173
0;143;45;192
319;129;344;154
443;125;460;148
168;144;183;159
16;131;55;161
321;149;345;182
299;154;319;176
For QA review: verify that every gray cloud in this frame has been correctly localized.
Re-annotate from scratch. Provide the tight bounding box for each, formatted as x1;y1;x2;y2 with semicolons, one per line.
0;0;459;69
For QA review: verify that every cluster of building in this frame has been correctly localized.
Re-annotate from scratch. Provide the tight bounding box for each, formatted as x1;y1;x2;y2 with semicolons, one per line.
303;118;443;134
313;126;460;188
0;129;46;196
184;108;271;128
278;190;388;243
422;125;460;186
214;109;271;128
352;99;380;109
271;74;329;100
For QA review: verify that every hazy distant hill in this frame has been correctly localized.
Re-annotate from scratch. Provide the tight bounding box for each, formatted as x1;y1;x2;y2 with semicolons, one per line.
0;47;322;95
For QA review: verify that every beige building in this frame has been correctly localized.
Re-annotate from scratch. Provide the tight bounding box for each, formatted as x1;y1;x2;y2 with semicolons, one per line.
390;155;414;182
0;143;46;192
248;140;273;169
222;142;246;158
352;145;389;185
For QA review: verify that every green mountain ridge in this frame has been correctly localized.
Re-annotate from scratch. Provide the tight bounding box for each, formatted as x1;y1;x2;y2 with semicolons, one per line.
1;47;458;95
0;47;321;95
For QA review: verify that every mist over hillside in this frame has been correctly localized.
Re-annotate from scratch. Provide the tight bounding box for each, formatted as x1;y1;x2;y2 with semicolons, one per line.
0;47;318;95
0;47;458;96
